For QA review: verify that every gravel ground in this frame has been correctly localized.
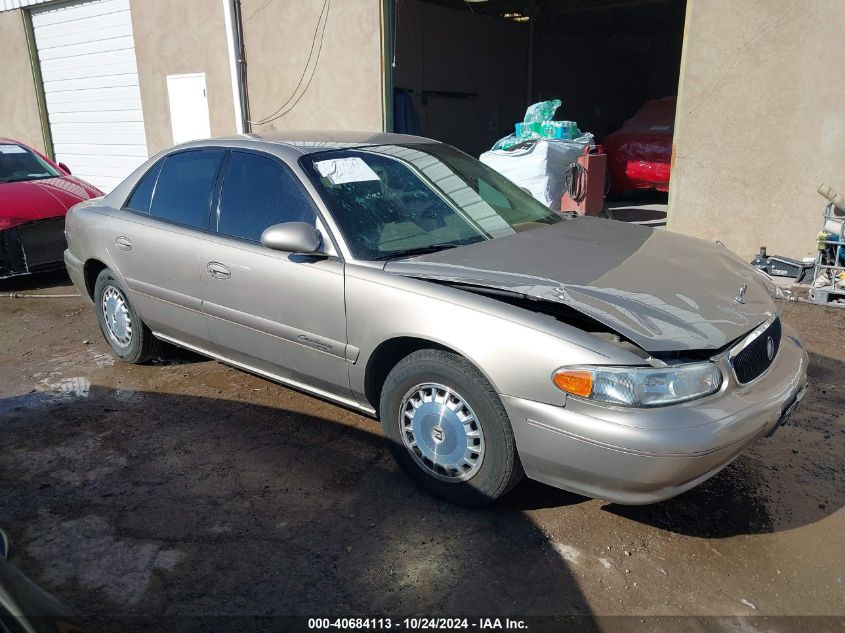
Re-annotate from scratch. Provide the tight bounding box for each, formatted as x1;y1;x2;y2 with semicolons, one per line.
0;272;843;632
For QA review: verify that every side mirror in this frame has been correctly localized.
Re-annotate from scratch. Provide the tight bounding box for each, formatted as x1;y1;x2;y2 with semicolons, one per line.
58;162;71;175
261;222;322;254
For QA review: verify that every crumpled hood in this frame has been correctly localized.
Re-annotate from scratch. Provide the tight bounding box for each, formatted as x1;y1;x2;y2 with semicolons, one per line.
0;176;102;230
385;217;775;352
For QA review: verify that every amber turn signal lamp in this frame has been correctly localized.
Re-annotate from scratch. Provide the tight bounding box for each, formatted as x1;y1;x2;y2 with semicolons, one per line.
553;369;593;397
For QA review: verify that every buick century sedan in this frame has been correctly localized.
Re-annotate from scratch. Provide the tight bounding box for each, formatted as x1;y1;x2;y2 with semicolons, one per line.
64;132;808;506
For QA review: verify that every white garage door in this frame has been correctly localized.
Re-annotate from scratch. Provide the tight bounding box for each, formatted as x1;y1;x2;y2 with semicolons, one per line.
31;0;148;193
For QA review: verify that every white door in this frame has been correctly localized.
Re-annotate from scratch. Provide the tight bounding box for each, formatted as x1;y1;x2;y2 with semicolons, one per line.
31;0;148;193
166;73;211;145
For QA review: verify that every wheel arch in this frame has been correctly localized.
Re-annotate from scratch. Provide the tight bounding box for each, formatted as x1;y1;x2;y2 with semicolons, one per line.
363;336;501;416
82;258;109;301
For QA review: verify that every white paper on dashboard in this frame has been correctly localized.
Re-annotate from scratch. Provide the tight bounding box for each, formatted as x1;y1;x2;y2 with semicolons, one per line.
314;157;380;185
0;145;27;154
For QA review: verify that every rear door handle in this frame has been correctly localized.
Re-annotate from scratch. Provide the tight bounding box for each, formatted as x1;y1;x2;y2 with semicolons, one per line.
114;236;132;251
207;262;231;280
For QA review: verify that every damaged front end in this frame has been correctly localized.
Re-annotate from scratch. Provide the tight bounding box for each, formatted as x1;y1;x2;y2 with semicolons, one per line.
425;278;653;357
423;280;787;412
407;276;749;368
0;218;67;279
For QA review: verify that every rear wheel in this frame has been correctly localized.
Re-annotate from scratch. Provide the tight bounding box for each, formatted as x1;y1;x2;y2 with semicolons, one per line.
379;349;523;506
94;269;163;364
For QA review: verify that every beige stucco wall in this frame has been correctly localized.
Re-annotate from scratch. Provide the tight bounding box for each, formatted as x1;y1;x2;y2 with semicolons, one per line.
668;0;845;260
241;0;384;133
0;9;46;154
128;0;238;155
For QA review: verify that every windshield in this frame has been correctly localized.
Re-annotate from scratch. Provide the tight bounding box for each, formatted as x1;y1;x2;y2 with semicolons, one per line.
0;144;61;184
300;143;561;260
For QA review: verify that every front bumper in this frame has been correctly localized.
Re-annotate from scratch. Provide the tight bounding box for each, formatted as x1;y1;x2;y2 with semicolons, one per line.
503;324;809;504
0;218;67;279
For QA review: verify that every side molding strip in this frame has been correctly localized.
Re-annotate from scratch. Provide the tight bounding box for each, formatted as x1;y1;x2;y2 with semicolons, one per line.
153;332;376;416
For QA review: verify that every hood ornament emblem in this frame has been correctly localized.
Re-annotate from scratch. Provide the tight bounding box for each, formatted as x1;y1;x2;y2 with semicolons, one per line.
734;284;748;305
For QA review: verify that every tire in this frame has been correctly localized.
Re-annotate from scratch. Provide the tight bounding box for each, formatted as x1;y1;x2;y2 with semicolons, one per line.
379;349;524;506
94;269;163;364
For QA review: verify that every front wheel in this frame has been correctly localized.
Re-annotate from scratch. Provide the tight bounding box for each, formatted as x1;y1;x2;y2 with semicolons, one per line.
94;269;163;364
379;349;523;506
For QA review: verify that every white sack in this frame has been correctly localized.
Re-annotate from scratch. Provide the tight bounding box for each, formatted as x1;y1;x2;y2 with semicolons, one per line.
480;134;594;210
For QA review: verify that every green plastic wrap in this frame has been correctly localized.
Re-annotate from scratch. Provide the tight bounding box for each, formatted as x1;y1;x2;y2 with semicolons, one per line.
523;99;561;123
516;120;580;141
490;100;581;150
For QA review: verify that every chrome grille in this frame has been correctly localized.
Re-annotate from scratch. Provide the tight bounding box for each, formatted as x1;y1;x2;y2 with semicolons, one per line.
731;317;781;384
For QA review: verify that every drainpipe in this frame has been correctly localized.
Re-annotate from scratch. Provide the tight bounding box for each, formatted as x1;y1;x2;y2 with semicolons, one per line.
21;8;54;159
223;0;251;134
381;0;395;132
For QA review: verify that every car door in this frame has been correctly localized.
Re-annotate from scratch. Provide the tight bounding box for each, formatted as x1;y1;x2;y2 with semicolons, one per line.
199;150;352;400
105;149;223;349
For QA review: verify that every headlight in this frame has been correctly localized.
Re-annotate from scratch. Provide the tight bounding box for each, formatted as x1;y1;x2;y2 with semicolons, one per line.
553;363;722;407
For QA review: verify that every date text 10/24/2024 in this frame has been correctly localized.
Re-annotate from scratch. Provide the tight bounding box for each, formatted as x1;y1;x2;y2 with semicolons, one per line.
308;618;528;630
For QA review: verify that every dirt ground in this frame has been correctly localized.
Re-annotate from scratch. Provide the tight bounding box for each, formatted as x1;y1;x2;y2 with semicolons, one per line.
0;272;843;632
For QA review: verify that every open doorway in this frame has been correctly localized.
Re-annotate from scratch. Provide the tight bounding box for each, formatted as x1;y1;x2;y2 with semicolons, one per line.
389;0;687;225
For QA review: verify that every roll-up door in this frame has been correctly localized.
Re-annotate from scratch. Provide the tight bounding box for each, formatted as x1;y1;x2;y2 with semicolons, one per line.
31;0;148;192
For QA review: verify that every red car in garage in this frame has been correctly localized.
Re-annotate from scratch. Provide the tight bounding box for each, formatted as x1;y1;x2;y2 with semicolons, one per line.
0;138;102;279
603;96;676;195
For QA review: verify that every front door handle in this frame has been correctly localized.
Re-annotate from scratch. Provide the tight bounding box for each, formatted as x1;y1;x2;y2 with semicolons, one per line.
114;236;132;251
207;262;231;280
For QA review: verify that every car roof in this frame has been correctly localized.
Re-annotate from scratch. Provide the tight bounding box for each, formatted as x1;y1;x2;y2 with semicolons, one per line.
171;131;438;158
247;130;437;152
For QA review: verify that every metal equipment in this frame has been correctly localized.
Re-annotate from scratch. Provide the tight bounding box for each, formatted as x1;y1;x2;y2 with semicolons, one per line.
751;246;813;283
559;145;607;216
810;183;845;304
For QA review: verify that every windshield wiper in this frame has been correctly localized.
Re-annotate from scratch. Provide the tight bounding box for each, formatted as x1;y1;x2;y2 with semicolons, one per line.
0;175;54;184
373;240;474;261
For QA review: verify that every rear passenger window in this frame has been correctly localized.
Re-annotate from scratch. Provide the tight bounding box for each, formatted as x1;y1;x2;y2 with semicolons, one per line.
149;150;223;229
216;151;316;243
125;160;163;214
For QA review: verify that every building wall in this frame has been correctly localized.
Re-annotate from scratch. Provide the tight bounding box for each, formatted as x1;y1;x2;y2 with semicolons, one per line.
241;0;384;134
128;0;238;155
669;0;845;260
0;8;46;153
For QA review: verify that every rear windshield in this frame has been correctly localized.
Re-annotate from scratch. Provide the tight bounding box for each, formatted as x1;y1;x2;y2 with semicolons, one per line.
0;144;60;184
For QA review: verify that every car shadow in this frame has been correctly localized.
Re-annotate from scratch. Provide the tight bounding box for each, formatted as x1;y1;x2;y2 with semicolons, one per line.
0;269;71;293
496;479;587;512
0;385;599;632
147;347;207;366
604;351;844;538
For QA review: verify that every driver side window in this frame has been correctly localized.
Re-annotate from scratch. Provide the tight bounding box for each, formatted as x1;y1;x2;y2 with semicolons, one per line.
216;151;316;243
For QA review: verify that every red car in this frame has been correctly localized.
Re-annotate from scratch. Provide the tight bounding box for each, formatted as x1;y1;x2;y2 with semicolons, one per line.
603;96;676;195
0;138;102;279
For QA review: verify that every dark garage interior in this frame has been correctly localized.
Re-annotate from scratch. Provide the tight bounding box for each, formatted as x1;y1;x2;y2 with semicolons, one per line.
390;0;686;160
